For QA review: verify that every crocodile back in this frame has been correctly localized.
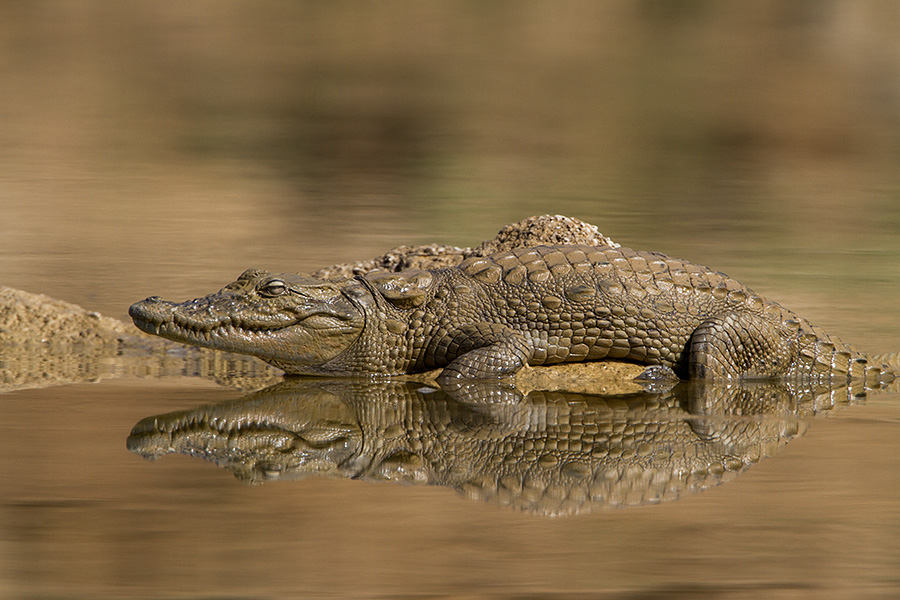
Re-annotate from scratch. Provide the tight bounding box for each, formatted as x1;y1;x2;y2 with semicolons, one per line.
334;244;886;384
418;245;781;373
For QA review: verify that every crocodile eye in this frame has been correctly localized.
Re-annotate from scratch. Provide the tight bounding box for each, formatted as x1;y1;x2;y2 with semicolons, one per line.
259;279;287;297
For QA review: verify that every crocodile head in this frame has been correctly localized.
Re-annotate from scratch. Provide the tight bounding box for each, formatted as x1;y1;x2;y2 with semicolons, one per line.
129;269;366;373
126;384;364;484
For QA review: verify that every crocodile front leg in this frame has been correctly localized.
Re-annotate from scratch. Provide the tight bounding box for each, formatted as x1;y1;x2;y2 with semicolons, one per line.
432;323;533;382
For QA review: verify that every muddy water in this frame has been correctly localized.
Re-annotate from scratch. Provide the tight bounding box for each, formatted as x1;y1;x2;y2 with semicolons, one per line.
2;3;900;599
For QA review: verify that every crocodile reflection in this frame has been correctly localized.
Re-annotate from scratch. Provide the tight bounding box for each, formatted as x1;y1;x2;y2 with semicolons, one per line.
127;379;854;516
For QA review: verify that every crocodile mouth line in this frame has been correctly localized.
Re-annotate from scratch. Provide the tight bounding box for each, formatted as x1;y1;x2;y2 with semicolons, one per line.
127;412;302;461
127;411;357;461
132;315;294;344
133;412;295;438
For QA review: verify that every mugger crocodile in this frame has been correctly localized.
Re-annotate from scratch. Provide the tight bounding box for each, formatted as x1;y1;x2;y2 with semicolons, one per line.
129;241;898;386
126;379;818;516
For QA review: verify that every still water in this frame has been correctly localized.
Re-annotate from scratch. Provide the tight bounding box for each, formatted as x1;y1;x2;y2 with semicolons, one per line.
2;2;900;598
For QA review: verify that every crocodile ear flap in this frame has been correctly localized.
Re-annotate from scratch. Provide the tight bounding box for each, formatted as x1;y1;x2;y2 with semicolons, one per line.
365;270;434;308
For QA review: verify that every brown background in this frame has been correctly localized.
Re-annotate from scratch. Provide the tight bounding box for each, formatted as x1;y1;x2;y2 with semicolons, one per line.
1;2;899;598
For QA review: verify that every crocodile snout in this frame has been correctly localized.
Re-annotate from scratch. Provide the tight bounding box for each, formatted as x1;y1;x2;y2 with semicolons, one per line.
129;297;175;330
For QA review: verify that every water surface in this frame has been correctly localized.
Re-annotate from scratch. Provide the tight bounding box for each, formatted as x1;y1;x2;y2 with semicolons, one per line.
1;3;899;598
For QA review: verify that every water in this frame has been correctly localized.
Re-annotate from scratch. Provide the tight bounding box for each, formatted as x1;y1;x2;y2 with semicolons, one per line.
2;3;900;598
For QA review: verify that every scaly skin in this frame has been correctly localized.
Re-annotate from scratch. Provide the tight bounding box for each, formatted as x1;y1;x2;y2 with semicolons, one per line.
129;244;895;385
127;379;815;516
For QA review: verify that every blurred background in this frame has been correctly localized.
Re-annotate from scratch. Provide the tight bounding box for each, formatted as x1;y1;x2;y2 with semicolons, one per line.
2;1;899;339
2;3;900;599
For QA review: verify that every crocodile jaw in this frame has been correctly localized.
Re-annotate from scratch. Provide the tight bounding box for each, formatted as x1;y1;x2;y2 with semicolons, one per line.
128;271;366;369
126;392;363;484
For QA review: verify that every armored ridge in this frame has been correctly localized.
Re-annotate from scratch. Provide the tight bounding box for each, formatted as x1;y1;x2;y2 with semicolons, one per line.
130;243;896;386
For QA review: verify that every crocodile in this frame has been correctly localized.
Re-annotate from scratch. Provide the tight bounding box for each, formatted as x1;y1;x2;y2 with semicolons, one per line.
130;239;897;386
127;379;817;516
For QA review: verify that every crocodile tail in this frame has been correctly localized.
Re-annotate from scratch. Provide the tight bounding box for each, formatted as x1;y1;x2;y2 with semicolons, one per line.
789;324;897;392
867;352;900;385
791;320;862;384
869;351;900;372
785;311;898;389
